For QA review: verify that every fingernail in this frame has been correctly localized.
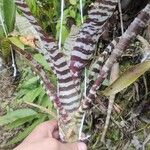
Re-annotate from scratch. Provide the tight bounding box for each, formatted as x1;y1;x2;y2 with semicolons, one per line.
77;142;87;150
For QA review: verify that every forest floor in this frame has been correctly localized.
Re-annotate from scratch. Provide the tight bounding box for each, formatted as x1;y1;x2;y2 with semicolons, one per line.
0;55;150;150
0;69;19;149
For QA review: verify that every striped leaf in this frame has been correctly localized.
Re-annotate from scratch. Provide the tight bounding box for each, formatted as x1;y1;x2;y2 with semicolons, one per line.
70;0;117;78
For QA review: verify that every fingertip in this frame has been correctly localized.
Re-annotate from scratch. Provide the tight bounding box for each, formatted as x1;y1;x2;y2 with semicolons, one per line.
52;130;60;140
36;119;58;131
47;119;58;127
77;142;87;150
60;142;87;150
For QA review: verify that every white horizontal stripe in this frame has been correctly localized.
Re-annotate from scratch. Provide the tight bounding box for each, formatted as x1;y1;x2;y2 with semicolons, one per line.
105;0;117;2
55;65;69;72
57;72;71;80
55;57;66;66
89;14;109;22
63;104;79;111
60;94;80;103
90;8;111;15
59;81;80;90
81;27;96;34
59;88;77;96
59;81;74;88
75;41;94;51
72;50;91;60
93;2;117;9
44;42;56;50
49;49;58;57
79;32;99;41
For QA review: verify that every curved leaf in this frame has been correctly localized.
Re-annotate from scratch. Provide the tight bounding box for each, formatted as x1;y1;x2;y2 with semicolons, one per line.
3;0;16;32
5;115;37;130
9;37;25;50
0;108;37;126
102;60;150;96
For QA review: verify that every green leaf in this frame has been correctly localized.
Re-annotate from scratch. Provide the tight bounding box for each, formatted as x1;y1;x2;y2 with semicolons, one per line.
56;23;69;44
22;76;39;87
102;61;150;96
34;54;49;70
0;27;5;38
76;13;83;26
9;37;25;50
25;0;39;16
22;87;43;103
69;9;76;18
41;95;52;108
16;88;32;100
7;116;46;145
62;26;69;44
5;115;37;130
69;0;76;5
0;1;5;37
0;109;37;126
3;0;16;33
1;38;11;60
37;91;46;104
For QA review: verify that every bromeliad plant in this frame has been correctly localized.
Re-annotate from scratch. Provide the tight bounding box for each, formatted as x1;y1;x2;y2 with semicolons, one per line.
2;0;150;143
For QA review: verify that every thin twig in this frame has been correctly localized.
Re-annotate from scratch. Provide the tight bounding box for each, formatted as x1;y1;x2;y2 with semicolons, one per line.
59;0;64;49
142;134;150;149
118;0;124;34
101;63;119;142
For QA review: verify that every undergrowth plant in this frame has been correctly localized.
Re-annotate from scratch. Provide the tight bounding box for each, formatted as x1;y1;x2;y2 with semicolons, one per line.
0;0;150;147
0;0;18;78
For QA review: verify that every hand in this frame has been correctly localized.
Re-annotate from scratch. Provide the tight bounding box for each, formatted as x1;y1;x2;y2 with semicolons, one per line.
14;120;87;150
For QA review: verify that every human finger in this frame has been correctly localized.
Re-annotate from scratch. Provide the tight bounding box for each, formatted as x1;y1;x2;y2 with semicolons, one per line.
14;138;58;150
14;137;87;150
59;141;87;150
52;130;60;140
23;120;58;143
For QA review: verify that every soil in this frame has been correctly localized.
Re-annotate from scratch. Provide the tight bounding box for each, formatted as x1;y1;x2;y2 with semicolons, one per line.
0;68;19;150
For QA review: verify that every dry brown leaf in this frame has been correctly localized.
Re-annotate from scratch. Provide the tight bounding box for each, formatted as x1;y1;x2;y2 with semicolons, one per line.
19;35;36;48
